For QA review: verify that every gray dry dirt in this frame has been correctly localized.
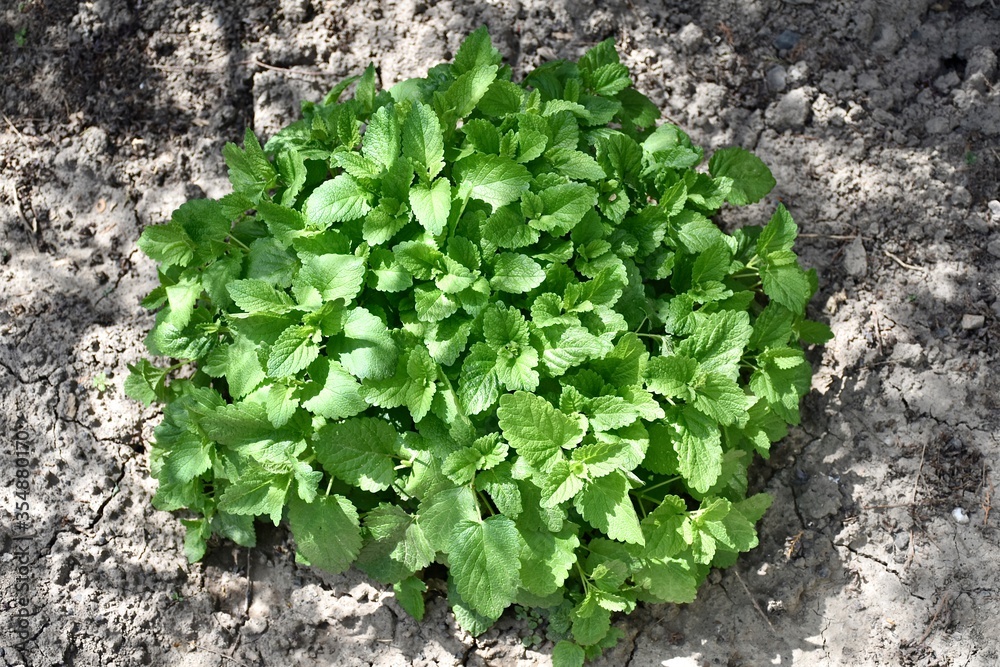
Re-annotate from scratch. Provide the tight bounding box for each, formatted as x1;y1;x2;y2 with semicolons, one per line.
2;0;999;665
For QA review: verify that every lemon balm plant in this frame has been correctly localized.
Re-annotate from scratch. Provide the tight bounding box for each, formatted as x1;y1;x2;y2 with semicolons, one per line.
127;28;830;664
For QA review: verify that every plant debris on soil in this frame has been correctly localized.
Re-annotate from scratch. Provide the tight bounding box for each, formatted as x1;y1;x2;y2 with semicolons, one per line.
1;1;998;666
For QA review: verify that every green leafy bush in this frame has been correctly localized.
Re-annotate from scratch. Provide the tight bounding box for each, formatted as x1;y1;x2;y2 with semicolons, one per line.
128;27;830;664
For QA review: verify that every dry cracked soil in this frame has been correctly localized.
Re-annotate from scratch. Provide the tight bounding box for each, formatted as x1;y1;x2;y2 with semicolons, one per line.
1;0;999;665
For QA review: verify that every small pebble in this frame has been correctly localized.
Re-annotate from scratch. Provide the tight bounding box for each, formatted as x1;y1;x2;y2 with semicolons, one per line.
843;237;868;277
952;507;970;524
766;65;788;92
988;200;1000;221
965;46;997;80
677;23;704;53
961;314;985;330
773;29;801;51
987;238;1000;258
925;116;951;135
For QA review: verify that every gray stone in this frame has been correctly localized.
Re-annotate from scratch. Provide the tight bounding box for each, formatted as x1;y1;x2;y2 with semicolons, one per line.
988;200;1000;221
843;237;868;277
951;186;972;209
677;23;704;53
988;237;1000;258
765;87;813;131
890;342;923;365
934;71;961;93
766;65;788;93
773;30;801;51
925;116;951;135
961;314;985;330
966;46;997;81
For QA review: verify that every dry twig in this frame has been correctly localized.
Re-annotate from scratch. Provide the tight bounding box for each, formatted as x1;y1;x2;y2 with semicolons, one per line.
884;249;926;272
732;569;776;633
918;590;956;644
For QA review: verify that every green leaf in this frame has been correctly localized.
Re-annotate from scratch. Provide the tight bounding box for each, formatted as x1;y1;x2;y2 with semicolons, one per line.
490;253;545;293
443;65;499;120
218;468;290;525
571;592;612;646
418;485;479;553
160;434;212;486
314;417;399;492
454;154;531;208
288;493;362;574
358;504;435;582
541;460;587;507
265;383;299;428
498;392;585;470
449;516;522;619
334;307;397;380
749;347;812;424
228;279;295;314
519;525;580;596
478;79;525;117
223;128;277;199
452;25;502;76
552;641;586;667
531;183;597;235
586;395;640;431
124;360;168;405
402;101;445;179
301;357;368;420
634;557;698;604
222;335;267;398
691;373;752;427
409;178;452;235
458;343;501;415
394;577;427;621
267;325;320;378
414;283;460;322
545;147;606;181
641;495;688;560
678;310;752;380
137;222;195;268
708;146;776;206
573;471;644;545
749;303;794;350
673;406;724;494
363;104;400;169
304;174;372;228
293;253;367;307
761;261;811;316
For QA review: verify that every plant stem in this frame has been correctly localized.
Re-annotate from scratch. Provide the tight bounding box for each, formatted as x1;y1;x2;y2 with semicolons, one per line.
228;235;252;251
575;561;590;595
639;475;682;495
475;488;495;517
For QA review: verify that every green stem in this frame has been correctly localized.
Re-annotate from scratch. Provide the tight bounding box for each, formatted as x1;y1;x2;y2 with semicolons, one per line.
325;475;334;496
639;475;682;495
635;332;663;340
447;191;471;240
228;235;252;251
635;493;648;519
575;561;590;595
475;488;495;517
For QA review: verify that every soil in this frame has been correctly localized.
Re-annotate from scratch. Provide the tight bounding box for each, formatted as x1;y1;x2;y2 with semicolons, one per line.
2;0;999;665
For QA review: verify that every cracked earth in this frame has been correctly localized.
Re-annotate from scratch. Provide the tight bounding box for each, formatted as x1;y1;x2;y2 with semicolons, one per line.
2;0;999;665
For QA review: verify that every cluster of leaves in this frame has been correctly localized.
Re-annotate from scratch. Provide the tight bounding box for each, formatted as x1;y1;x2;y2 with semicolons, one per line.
127;28;829;665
